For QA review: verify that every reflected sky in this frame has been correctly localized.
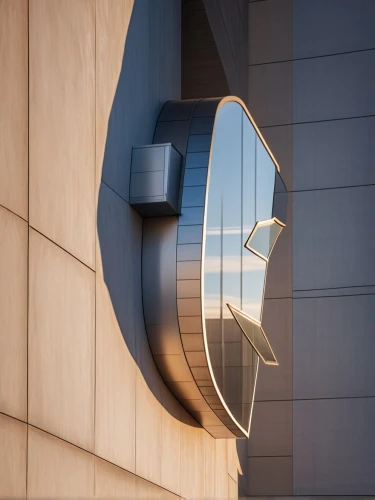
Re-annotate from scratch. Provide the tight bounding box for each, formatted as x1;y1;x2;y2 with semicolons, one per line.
203;101;280;430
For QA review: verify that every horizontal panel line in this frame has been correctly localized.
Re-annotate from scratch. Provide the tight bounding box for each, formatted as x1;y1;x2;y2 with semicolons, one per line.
292;183;375;194
294;292;375;300
0;412;179;497
256;396;375;402
29;226;95;273
0;202;28;224
259;113;375;129
294;283;375;292
249;46;375;67
248;455;293;459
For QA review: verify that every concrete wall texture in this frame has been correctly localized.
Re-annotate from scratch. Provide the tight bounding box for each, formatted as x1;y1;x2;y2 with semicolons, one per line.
0;1;240;498
247;0;375;496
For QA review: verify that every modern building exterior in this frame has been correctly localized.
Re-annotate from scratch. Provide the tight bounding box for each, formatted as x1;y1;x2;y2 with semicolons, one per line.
0;0;374;499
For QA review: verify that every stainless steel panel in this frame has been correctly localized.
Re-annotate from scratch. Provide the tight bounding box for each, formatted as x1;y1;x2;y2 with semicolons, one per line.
176;261;201;280
181;186;206;207
178;316;203;334
130;170;164;199
294;398;375;495
205;426;236;439
181;334;205;351
185;152;210;169
142;217;179;326
177;244;201;262
190;117;215;134
177;298;201;317
191;367;211;381
154;354;195;382
193;98;221;117
146;324;184;356
158;100;196;121
187;134;212;153
192;411;223;426
182;399;211;412
131;145;166;173
176;280;201;299
185;351;207;367
183;168;207;187
177;225;203;245
154;121;190;156
166;381;204;400
293;295;375;399
179;207;204;226
293;50;375;123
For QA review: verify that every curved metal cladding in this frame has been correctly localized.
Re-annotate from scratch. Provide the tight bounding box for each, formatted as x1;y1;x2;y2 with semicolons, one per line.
141;97;287;439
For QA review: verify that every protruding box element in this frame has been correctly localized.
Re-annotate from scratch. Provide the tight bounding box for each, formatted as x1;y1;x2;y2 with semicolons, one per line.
130;144;182;217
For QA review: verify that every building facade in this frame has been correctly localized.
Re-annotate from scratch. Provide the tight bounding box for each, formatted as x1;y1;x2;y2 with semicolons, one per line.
0;0;374;498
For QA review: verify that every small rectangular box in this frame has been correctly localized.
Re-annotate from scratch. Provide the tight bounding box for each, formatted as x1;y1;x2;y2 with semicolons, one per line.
130;143;182;216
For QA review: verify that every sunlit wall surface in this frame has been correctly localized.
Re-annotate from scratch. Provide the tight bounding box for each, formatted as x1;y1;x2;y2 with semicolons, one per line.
203;101;286;433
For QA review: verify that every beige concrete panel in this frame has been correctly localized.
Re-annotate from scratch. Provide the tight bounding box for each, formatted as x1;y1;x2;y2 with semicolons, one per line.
28;426;94;499
28;229;95;451
204;432;216;500
29;0;95;269
229;476;238;500
0;414;26;499
248;62;292;127
248;401;292;457
180;410;205;500
249;0;292;65
215;439;228;500
256;299;292;401
95;457;136;499
227;439;239;483
0;207;27;420
96;0;134;190
247;457;292;496
0;0;28;219
135;370;162;485
161;385;181;496
95;279;136;472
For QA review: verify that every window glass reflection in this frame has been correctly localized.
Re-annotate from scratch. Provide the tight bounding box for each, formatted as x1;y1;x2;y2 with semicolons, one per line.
204;101;279;431
246;220;283;261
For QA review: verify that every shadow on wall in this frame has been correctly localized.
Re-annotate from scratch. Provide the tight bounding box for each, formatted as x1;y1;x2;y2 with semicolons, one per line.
96;0;196;426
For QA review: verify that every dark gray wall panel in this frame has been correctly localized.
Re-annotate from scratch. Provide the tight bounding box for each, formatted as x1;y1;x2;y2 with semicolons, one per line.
293;0;375;59
248;457;293;496
294;398;375;495
293;50;375;123
249;0;292;65
260;125;292;192
293;116;375;191
248;62;292;127
248;401;292;457
294;295;375;399
293;186;375;291
255;299;292;402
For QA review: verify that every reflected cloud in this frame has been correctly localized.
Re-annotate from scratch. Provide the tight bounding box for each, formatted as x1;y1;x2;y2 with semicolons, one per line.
204;254;266;273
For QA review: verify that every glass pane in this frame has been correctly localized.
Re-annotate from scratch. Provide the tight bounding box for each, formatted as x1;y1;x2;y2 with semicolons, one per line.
247;221;283;260
203;101;281;432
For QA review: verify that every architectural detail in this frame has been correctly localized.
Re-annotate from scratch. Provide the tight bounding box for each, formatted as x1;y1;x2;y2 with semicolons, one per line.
131;97;287;439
